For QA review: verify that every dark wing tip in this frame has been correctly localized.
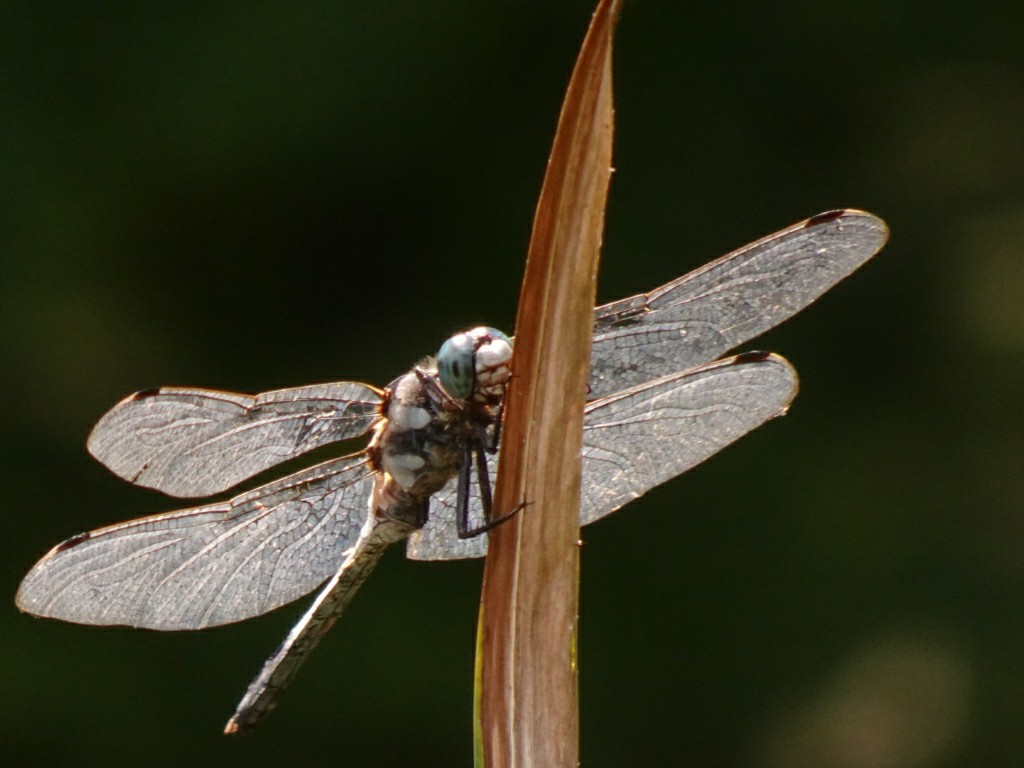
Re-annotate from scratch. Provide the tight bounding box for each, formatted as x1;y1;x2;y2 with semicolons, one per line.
128;387;164;401
804;208;890;252
805;209;847;226
732;350;775;365
53;531;91;553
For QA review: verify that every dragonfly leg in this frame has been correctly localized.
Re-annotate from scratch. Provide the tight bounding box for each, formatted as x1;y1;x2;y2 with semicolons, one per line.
454;442;473;537
456;445;525;539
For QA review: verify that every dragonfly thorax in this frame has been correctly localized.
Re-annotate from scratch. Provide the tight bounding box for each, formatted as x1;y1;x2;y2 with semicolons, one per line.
368;328;512;529
374;371;463;500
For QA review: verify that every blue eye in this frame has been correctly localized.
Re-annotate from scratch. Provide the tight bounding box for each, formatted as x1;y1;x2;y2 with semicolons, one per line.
437;333;476;400
437;328;513;401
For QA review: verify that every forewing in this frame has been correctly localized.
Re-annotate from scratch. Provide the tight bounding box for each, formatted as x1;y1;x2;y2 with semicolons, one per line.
588;209;886;398
88;382;383;497
580;351;798;524
16;454;376;630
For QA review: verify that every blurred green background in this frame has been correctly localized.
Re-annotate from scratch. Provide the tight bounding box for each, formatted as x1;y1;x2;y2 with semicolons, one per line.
4;1;1024;766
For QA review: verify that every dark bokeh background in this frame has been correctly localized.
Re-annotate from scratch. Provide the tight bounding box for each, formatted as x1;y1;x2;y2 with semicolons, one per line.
5;1;1024;766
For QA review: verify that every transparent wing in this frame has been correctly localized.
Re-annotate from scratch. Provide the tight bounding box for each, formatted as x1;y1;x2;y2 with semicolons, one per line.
16;454;376;630
405;352;798;561
88;382;383;498
588;209;887;398
578;351;797;524
405;471;493;561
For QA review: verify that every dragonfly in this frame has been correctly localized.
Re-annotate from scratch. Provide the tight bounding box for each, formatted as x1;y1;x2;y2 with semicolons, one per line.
16;208;888;733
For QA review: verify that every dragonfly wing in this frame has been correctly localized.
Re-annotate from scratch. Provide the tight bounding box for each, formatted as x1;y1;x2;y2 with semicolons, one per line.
16;454;376;630
88;382;383;497
588;209;886;398
405;470;493;561
580;351;798;525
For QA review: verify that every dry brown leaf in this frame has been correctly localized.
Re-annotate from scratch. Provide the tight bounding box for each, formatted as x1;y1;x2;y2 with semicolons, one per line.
475;1;621;766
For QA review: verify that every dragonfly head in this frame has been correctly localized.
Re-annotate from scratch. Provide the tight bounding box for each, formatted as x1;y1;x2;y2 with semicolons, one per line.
437;327;512;403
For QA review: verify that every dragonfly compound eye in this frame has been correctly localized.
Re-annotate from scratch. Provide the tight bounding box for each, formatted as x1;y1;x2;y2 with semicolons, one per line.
437;332;477;400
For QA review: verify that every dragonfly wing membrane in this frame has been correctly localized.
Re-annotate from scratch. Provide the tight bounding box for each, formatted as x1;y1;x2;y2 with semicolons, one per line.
405;472;493;561
88;382;383;497
16;454;376;630
589;210;886;398
580;352;798;525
